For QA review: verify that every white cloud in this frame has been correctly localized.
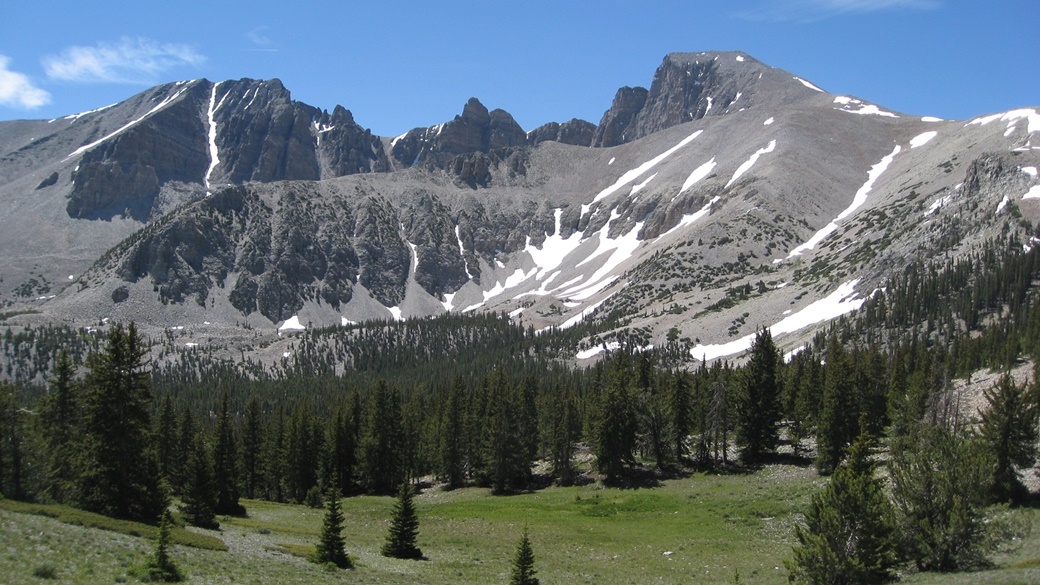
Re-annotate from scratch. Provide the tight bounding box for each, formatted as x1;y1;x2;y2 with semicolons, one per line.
42;37;205;84
736;0;940;21
0;55;51;109
248;26;272;46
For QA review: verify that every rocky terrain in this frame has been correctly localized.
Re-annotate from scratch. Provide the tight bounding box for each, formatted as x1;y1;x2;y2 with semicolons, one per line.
1;50;1038;363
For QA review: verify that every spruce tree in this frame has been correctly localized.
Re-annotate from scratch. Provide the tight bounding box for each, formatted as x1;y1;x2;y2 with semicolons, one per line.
816;336;858;475
137;509;182;582
212;392;244;516
381;482;423;559
788;435;897;584
979;374;1038;504
595;352;636;483
670;371;693;463
39;350;80;503
154;394;178;490
77;322;165;522
889;424;994;571
180;430;218;529
312;489;352;569
509;527;539;585
737;329;782;464
440;377;466;489
240;397;264;499
362;381;405;494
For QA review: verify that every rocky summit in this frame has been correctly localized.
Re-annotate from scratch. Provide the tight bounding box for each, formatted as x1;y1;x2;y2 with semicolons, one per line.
1;50;1038;363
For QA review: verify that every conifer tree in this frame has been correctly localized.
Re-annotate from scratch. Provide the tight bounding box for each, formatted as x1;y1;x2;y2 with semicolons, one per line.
77;322;165;522
670;371;693;463
548;389;580;485
312;489;352;569
816;336;858;475
39;350;80;503
138;509;182;582
180;430;218;529
737;329;782;464
509;527;540;585
595;352;636;483
173;407;196;496
978;374;1038;504
363;381;406;494
788;435;897;584
440;377;466;489
889;424;994;572
212;392;244;516
381;482;423;559
154;394;178;490
240;397;264;499
0;382;26;500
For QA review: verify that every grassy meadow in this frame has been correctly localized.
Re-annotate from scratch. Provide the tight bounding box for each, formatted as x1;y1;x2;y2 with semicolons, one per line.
3;464;1040;584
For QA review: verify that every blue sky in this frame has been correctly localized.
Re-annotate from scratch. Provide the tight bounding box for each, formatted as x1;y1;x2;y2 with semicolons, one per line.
1;0;1036;136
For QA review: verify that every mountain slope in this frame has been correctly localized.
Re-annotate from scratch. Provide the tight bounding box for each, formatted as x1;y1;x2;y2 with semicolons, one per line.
1;50;1038;364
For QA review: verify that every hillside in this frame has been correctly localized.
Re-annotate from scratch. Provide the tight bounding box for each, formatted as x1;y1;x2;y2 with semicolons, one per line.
0;50;1038;366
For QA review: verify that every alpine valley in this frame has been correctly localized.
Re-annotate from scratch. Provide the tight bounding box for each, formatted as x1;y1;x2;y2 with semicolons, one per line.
2;50;1039;367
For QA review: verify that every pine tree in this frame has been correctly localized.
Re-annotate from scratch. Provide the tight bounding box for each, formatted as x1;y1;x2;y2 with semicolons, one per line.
670;371;693;463
77;322;165;522
138;509;182;582
39;349;80;503
788;435;896;585
509;527;540;585
180;430;218;529
362;381;405;494
212;392;244;516
312;489;352;569
154;394;178;490
737;329;782;464
381;482;423;559
889;424;994;572
978;374;1038;504
440;377;466;489
240;397;264;499
816;336;858;475
595;352;636;483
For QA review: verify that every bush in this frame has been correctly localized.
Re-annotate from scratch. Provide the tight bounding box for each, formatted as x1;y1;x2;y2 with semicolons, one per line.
32;565;58;579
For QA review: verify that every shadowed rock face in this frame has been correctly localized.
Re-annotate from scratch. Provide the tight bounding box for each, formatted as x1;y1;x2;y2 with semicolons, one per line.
3;50;1037;348
529;119;597;147
67;84;210;220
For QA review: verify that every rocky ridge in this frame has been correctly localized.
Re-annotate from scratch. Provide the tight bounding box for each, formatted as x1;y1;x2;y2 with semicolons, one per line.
1;50;1038;364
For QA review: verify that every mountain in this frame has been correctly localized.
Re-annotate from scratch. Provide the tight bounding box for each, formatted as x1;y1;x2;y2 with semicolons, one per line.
1;50;1038;364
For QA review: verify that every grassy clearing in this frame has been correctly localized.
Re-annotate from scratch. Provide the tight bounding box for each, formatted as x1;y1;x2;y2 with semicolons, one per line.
0;499;226;550
3;466;1040;584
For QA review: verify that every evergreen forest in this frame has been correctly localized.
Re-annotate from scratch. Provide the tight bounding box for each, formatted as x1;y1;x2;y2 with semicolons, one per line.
4;235;1040;583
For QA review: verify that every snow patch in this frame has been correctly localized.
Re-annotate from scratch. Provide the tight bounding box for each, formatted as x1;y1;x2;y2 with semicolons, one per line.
736;55;745;62
591;130;702;204
763;117;774;125
631;172;658;196
726;140;776;188
577;341;620;360
279;315;305;332
787;145;901;257
680;157;717;194
794;77;824;92
691;280;868;361
659;196;720;240
925;195;952;216
1023;185;1040;200
910;131;938;148
205;82;229;192
66;85;190;160
921;116;943;123
997;195;1011;213
967;109;1040;134
1022;167;1038;178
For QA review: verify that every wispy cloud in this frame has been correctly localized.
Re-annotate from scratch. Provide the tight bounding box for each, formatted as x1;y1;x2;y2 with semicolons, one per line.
0;55;51;109
246;26;279;52
737;0;940;22
42;37;205;84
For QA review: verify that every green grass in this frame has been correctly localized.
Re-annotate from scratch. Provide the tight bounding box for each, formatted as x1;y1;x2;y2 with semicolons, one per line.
3;466;1040;584
0;499;226;550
